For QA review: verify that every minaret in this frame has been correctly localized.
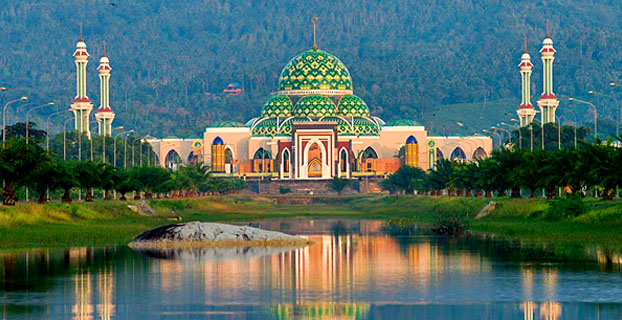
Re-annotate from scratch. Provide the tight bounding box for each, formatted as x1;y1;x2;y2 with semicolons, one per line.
95;42;115;137
70;28;94;138
516;37;536;127
536;30;559;124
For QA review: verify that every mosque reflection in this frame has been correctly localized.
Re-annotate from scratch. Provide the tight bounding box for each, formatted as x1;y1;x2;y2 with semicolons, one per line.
1;219;622;319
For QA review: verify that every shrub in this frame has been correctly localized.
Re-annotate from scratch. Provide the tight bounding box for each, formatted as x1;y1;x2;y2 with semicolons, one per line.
430;214;468;235
279;186;291;194
542;195;587;221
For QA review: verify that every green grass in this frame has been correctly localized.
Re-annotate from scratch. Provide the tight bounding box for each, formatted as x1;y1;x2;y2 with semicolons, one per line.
2;195;622;251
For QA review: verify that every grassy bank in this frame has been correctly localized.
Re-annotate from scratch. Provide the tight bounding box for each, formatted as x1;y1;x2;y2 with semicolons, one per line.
1;195;622;250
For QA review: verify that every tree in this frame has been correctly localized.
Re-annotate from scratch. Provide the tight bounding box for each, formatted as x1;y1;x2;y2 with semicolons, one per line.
73;161;103;202
0;139;49;205
4;122;47;142
56;161;77;203
28;157;62;203
329;176;350;195
99;164;119;200
381;165;426;194
115;169;140;201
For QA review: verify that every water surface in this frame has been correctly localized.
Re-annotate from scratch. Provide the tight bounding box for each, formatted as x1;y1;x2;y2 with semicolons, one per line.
1;219;622;319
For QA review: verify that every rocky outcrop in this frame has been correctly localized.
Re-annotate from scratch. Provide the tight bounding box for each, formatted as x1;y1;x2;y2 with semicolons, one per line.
128;222;310;248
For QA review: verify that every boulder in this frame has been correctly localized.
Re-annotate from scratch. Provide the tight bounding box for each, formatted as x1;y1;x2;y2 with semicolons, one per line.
128;222;310;248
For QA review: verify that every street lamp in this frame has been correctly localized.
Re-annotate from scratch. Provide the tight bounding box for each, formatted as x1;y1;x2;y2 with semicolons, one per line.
131;137;141;166
589;90;620;136
114;130;133;168
2;96;27;143
568;97;598;139
89;122;99;161
46;109;72;151
501;122;521;150
482;129;502;148
491;126;511;146
63;117;75;160
25;102;54;144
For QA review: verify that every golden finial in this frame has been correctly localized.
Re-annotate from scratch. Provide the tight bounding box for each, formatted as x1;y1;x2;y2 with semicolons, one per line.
311;16;319;50
79;23;83;41
103;40;107;57
545;21;550;38
524;35;527;53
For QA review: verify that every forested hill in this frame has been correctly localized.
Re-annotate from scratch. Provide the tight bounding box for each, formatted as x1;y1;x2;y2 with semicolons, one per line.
1;0;620;137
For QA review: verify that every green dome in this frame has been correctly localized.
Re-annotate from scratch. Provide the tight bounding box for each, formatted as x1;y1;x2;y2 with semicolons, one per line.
338;95;370;117
353;117;380;136
385;119;422;127
294;95;337;117
251;118;278;137
277;117;311;136
261;95;293;118
277;49;353;95
208;121;246;128
320;116;354;135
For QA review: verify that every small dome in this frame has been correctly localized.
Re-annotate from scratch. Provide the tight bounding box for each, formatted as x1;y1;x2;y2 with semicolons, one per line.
353;117;380;136
261;95;293;118
209;121;246;128
277;116;311;136
338;95;370;117
294;95;337;117
277;49;353;95
406;135;417;144
251;118;278;137
212;137;224;145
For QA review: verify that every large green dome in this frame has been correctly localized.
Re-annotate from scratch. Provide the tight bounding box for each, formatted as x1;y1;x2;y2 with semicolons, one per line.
294;95;337;117
277;49;353;96
261;95;293;118
338;95;370;117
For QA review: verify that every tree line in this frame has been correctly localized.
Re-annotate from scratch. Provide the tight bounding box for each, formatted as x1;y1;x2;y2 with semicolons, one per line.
381;139;622;201
0;137;245;206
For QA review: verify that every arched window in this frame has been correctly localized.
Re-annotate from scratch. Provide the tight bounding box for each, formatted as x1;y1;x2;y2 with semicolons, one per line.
405;135;418;167
473;147;487;159
436;149;445;160
165;149;181;171
361;147;378;172
340;148;348;173
450;147;467;161
282;149;290;174
187;151;199;164
224;147;234;173
211;136;225;173
253;147;272;173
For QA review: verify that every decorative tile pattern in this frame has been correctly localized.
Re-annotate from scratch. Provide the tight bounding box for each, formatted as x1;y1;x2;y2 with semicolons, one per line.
261;95;293;118
294;95;337;117
278;49;353;92
337;95;370;117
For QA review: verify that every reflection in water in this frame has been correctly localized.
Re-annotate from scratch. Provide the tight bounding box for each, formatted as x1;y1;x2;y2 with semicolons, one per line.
1;220;622;319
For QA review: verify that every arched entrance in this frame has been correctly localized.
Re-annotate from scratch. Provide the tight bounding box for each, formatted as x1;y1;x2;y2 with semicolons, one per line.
473;147;487;159
360;147;378;172
253;148;272;173
450;147;467;161
165;149;181;171
187;151;199;164
225;147;234;173
280;148;291;179
307;142;323;178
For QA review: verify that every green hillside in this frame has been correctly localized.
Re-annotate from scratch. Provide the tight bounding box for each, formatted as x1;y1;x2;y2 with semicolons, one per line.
0;0;620;137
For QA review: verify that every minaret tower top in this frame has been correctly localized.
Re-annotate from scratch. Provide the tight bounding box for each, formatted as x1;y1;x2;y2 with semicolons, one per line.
536;27;560;125
70;26;94;138
517;36;536;127
96;41;115;137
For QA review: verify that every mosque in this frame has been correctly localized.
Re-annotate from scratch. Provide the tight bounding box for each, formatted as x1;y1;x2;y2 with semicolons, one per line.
148;22;492;180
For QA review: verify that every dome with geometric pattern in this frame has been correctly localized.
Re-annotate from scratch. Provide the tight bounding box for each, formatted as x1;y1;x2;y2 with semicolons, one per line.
293;95;337;117
352;117;380;136
261;95;293;118
277;49;353;96
251;118;278;137
337;95;370;117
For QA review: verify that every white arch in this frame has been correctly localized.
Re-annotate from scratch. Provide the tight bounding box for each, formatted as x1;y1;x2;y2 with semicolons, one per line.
338;147;350;178
301;138;329;179
280;148;291;179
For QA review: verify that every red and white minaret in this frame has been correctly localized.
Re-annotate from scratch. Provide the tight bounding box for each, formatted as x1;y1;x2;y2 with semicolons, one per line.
536;31;559;124
70;30;94;138
95;42;115;137
517;38;536;127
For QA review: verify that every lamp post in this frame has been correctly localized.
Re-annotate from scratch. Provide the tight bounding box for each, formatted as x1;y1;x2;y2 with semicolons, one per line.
482;129;501;149
143;135;154;166
2;97;27;143
89;122;99;161
494;125;513;145
63;117;75;160
568;97;598;139
25;102;54;144
114;130;133;168
589;90;620;136
131;137;141;166
46;109;72;152
502;120;521;150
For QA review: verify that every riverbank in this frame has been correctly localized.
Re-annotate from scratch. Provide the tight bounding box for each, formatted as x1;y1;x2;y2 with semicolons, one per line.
1;195;622;250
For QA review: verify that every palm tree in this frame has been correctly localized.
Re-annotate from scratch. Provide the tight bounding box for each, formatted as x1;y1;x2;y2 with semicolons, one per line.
0;139;49;205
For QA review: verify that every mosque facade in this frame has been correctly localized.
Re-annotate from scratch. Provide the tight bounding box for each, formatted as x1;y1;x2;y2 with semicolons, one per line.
149;34;492;179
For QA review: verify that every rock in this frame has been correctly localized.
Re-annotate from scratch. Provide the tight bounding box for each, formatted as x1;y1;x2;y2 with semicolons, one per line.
128;222;311;248
137;200;156;216
475;201;496;219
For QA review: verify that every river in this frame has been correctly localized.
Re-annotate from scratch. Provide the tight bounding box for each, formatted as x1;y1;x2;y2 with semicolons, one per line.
1;219;621;319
